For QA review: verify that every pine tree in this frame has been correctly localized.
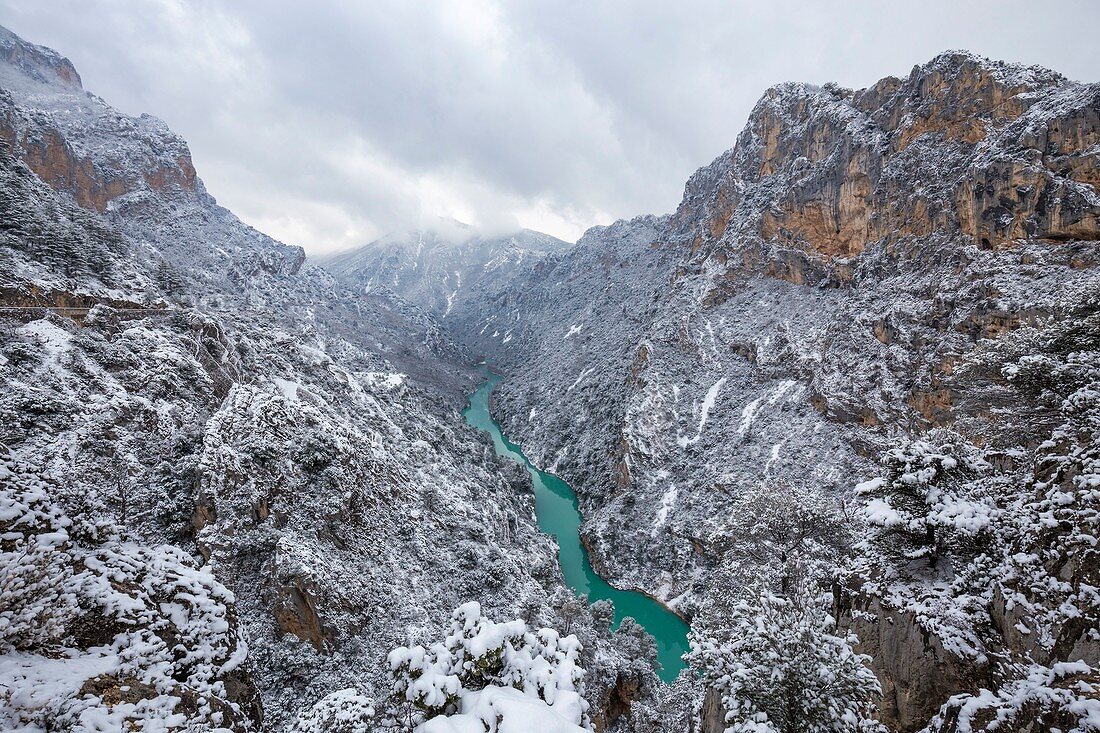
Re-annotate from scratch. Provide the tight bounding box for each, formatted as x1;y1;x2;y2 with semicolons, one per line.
857;430;992;566
688;583;881;733
718;481;852;596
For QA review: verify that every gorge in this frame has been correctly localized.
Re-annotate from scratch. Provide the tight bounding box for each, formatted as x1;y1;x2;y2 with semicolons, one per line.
463;370;692;683
0;18;1098;733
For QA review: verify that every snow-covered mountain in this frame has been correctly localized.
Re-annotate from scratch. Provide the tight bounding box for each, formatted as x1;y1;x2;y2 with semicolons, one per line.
3;20;1099;733
320;222;570;327
392;52;1099;733
0;25;649;733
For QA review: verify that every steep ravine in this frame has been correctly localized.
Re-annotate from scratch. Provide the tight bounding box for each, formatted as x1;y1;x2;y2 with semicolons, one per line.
0;24;660;733
463;371;691;683
3;20;1098;732
421;50;1100;732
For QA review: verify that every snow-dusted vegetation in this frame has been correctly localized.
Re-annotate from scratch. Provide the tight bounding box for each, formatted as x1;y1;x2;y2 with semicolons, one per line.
2;19;1098;733
845;281;1100;732
0;25;623;731
0;452;259;731
386;602;589;732
688;588;882;733
387;48;1100;733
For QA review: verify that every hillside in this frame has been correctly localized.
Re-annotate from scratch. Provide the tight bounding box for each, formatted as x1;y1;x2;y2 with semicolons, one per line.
0;25;645;732
399;51;1100;733
2;22;1098;733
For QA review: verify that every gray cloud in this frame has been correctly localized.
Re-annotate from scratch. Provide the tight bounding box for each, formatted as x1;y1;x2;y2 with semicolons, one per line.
1;0;1098;252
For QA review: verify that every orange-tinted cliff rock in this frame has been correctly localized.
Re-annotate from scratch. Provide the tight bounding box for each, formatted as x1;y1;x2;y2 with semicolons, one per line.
675;52;1100;274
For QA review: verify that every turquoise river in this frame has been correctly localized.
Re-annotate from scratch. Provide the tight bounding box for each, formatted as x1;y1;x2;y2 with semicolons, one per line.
463;372;691;683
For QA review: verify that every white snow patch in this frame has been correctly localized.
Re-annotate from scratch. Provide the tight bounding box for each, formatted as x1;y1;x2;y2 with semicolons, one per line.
418;686;586;733
364;372;406;390
443;289;459;318
865;498;903;527
563;324;583;340
566;367;594;392
677;378;726;447
0;649;119;713
703;319;721;360
738;379;801;436
652;485;679;535
763;440;786;474
442;270;463;318
272;377;300;401
17;320;73;364
855;477;886;494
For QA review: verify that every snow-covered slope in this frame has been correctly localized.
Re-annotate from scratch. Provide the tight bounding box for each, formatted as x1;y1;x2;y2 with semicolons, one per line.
4;21;1099;733
0;25;652;732
320;222;570;332
439;52;1100;732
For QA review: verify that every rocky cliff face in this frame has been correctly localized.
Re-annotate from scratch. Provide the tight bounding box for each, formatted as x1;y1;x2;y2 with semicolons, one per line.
0;27;198;214
418;51;1100;731
0;25;648;732
676;52;1099;272
0;25;80;88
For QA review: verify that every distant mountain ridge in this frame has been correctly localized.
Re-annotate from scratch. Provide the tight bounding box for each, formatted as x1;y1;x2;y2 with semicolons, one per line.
320;222;570;321
0;24;82;88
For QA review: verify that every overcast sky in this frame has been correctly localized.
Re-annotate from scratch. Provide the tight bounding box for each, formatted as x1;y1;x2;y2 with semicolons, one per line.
2;1;1098;253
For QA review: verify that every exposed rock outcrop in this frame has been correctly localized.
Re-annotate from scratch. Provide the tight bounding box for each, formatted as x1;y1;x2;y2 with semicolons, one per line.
675;51;1100;279
389;50;1100;733
835;591;987;730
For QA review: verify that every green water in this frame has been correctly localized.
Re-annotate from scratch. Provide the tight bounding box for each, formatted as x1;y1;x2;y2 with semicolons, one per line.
463;372;690;683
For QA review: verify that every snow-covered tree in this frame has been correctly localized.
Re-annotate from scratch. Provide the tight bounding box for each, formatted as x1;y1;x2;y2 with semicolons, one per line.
550;586;588;635
847;281;1100;732
857;430;993;566
0;450;258;732
688;585;881;733
288;688;376;733
386;601;591;732
715;481;853;596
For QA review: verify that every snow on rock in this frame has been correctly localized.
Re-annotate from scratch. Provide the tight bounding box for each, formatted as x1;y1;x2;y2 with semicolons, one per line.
0;650;119;714
421;685;588;733
272;376;301;400
677;376;727;448
652;485;678;535
0;452;259;732
929;661;1100;733
846;282;1100;731
363;370;406;391
566;367;595;392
